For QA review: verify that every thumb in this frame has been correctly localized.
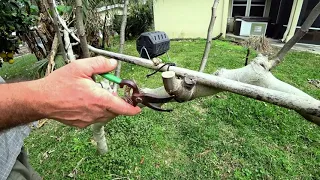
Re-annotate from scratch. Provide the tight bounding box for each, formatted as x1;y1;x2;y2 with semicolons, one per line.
78;56;118;76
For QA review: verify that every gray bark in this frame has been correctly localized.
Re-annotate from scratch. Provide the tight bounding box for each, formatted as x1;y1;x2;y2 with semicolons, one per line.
75;0;90;58
199;0;220;72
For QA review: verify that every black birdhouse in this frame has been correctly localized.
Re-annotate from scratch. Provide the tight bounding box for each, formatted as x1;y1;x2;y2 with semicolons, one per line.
136;31;170;59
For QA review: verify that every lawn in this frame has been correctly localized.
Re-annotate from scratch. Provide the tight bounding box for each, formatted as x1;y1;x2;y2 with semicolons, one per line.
1;39;319;179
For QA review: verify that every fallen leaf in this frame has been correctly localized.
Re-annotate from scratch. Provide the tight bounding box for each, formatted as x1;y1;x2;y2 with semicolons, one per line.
155;163;160;168
140;157;144;164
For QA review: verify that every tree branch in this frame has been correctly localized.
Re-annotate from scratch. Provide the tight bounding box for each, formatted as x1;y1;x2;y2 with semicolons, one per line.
46;34;58;76
47;0;68;63
269;1;320;70
54;5;320;124
199;0;220;72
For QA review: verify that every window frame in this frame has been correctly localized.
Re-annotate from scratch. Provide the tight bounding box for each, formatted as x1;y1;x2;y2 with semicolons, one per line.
230;0;268;17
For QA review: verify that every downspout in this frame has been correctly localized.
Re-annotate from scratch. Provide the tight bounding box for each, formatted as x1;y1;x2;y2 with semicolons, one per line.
220;0;229;37
281;0;303;42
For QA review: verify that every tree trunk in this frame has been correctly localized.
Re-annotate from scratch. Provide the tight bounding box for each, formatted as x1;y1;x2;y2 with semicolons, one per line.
114;0;129;89
199;0;220;72
75;0;90;58
101;12;108;49
47;0;68;63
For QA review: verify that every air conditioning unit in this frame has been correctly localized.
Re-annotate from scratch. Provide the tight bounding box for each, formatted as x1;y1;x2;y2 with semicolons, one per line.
233;17;269;36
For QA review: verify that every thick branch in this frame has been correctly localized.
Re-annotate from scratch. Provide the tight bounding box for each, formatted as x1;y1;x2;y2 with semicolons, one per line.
47;0;68;63
55;8;320;121
199;0;220;72
269;1;320;69
75;0;90;58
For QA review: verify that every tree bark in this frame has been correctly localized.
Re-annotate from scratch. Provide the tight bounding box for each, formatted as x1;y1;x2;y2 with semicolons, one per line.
46;34;58;76
114;0;129;88
63;30;76;61
75;0;90;58
47;0;68;63
92;122;108;154
199;0;220;72
269;1;320;70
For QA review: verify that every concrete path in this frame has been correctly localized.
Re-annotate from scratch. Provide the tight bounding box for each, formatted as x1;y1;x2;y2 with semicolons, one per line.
226;33;320;55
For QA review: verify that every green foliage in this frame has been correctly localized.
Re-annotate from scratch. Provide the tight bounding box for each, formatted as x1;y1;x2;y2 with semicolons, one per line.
0;0;39;53
56;5;72;15
113;2;153;39
30;55;66;77
10;40;318;179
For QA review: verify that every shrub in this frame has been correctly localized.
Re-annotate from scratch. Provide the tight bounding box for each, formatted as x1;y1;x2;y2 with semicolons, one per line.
113;2;153;40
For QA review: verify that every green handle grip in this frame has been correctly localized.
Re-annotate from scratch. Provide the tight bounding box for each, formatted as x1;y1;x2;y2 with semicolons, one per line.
100;73;122;84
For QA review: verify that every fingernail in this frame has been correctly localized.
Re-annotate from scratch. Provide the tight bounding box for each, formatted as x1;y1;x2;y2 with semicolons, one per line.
109;59;117;66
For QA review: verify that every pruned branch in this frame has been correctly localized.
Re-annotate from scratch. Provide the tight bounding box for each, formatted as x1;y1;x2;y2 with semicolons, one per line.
269;1;320;70
47;0;68;63
199;0;220;72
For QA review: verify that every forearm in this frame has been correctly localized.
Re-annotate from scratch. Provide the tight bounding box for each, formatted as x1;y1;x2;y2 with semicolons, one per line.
0;79;45;131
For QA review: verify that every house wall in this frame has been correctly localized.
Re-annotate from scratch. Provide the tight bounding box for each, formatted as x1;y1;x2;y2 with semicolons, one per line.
98;8;123;26
153;0;230;39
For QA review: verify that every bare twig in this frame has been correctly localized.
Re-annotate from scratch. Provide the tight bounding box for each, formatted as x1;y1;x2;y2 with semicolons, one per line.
114;0;129;91
212;33;223;40
245;48;250;66
199;0;220;72
269;1;320;69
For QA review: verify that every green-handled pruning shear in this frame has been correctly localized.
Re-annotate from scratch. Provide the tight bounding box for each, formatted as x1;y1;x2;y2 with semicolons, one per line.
100;73;174;112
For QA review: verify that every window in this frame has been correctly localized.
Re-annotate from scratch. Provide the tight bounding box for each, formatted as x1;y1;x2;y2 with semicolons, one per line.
232;0;266;17
250;0;265;16
298;0;320;28
232;6;246;16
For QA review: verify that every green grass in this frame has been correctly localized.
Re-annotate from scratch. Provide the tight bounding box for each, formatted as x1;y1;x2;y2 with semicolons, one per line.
3;39;319;179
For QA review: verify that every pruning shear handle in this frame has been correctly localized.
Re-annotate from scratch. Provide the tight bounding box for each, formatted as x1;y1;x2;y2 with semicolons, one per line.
100;73;173;112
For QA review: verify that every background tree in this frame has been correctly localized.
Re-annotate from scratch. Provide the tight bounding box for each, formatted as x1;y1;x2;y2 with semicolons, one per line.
199;0;220;72
0;0;40;62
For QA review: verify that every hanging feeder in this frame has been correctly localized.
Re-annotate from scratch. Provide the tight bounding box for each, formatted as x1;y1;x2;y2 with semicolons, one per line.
136;31;170;59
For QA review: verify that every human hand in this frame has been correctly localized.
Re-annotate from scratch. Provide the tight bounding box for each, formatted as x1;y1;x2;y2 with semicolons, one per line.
37;56;141;128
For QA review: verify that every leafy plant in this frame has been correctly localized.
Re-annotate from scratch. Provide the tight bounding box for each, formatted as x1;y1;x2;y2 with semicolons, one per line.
113;2;153;40
0;0;39;53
